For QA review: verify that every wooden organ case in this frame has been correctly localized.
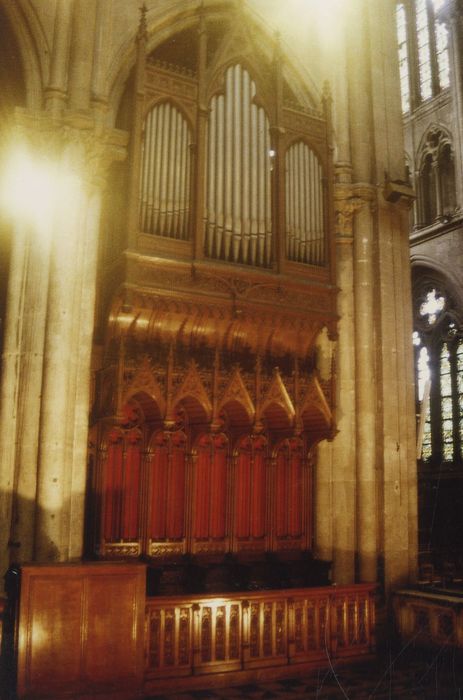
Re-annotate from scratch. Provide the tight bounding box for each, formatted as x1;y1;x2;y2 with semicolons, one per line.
86;6;375;690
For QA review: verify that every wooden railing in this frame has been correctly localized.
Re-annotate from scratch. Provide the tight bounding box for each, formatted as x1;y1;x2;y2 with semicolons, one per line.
145;584;376;691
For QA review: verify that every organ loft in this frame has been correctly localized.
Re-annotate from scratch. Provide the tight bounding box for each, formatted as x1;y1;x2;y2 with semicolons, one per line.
0;0;436;697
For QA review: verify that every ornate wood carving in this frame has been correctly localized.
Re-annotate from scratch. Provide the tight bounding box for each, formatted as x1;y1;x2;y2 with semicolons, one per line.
144;585;376;690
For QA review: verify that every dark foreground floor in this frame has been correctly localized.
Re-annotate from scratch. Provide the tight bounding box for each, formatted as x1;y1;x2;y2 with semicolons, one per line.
145;646;463;700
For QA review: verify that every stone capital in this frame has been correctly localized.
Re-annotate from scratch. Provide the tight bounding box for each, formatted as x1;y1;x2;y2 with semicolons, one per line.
8;108;128;192
334;184;365;242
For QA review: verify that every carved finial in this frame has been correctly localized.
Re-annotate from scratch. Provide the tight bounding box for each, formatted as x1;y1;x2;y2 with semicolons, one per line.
137;3;148;42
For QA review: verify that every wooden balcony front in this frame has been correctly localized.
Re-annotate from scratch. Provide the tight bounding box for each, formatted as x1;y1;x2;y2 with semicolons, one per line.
5;562;376;699
144;584;376;694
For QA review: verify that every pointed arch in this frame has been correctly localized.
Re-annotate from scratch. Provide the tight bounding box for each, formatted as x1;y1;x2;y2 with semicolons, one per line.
218;367;255;425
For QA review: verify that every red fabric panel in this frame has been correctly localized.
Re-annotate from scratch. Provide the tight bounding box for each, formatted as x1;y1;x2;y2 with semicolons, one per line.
210;446;227;538
103;433;123;541
121;434;141;540
149;439;169;539
194;444;211;538
288;449;302;536
168;445;186;539
275;446;288;538
235;447;251;538
250;449;266;538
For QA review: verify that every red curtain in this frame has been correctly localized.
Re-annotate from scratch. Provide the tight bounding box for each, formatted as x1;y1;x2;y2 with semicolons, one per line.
193;433;228;539
275;438;303;538
102;428;142;541
149;431;187;540
235;435;267;539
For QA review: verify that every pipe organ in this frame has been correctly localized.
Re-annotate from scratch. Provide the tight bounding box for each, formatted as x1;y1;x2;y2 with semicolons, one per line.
205;65;272;267
285;142;325;265
94;0;339;598
139;102;191;239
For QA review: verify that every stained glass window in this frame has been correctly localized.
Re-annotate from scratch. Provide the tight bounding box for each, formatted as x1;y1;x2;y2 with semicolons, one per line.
440;343;454;461
398;1;451;111
458;341;463;458
420;288;445;325
413;279;463;465
416;0;433;101
396;4;410;113
418;344;432;461
435;21;450;89
417;344;431;402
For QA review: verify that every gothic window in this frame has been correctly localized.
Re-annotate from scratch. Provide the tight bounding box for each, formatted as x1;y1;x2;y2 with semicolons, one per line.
416;0;433;101
417;129;456;226
435;18;450;89
414;279;463;466
395;0;450;113
396;3;411;113
438;143;456;215
420;152;436;224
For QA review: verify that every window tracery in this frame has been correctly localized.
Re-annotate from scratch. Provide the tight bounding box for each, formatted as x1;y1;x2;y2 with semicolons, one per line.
395;0;450;114
416;128;456;227
413;275;463;466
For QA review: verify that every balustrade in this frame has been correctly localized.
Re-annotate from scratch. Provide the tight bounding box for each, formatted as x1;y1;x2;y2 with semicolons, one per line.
144;584;376;691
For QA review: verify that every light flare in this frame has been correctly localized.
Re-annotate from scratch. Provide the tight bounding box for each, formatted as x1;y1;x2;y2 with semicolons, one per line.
0;145;83;243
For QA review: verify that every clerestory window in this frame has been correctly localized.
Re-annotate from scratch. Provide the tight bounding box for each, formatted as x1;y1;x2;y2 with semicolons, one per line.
395;0;450;114
414;282;463;466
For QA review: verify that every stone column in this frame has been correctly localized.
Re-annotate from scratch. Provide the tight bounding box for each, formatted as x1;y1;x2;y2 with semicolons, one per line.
34;126;126;562
332;188;363;585
0;113;127;579
68;0;98;112
0;120;55;577
314;26;358;584
353;194;378;583
45;0;74;113
347;0;378;584
366;0;418;592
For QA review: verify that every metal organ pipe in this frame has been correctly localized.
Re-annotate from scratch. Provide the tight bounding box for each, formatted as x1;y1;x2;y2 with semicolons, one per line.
205;64;272;267
285;142;325;266
139;102;191;239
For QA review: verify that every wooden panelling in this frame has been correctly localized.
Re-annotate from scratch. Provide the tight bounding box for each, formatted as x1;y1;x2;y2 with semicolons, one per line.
144;584;376;693
17;563;146;699
394;589;463;649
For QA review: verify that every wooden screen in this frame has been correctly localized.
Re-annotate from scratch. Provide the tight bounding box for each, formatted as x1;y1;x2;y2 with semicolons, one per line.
94;423;314;558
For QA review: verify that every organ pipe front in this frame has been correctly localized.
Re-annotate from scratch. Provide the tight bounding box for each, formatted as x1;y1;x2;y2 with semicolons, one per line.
205;65;272;267
128;12;334;278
